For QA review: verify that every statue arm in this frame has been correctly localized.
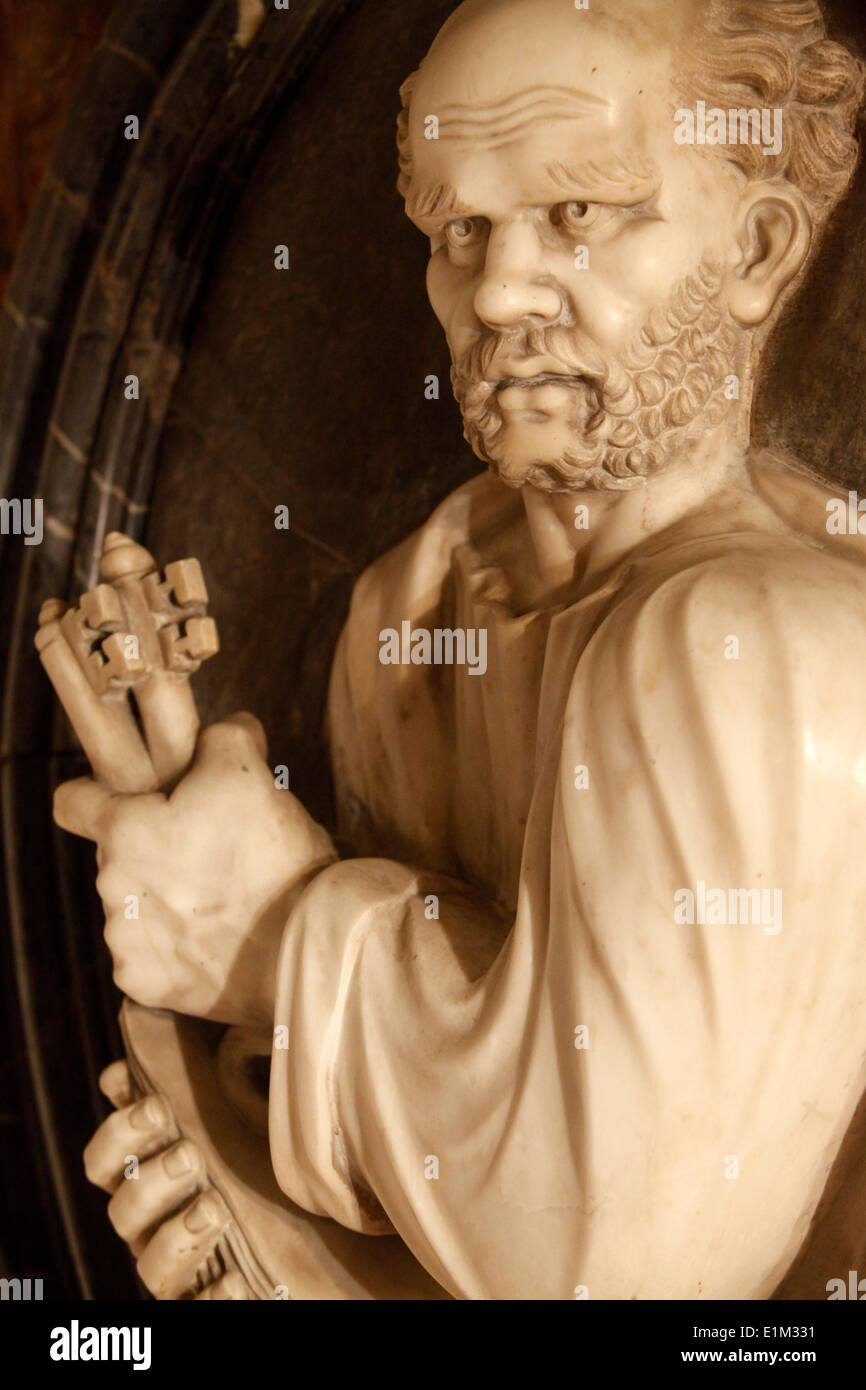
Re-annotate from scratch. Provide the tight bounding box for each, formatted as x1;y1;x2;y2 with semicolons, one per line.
267;547;866;1299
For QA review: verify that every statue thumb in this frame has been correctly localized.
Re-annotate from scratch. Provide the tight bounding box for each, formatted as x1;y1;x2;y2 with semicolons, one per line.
196;713;269;767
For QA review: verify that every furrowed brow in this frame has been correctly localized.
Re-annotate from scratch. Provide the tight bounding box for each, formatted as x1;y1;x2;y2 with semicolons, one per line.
403;151;662;228
405;181;473;226
544;154;661;204
437;86;610;139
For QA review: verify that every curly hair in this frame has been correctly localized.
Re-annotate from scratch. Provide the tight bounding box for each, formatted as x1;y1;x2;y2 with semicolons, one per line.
397;0;865;230
679;0;865;227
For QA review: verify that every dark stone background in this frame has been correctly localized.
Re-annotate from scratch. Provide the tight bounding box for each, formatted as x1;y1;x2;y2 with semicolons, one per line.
755;0;866;491
0;0;115;298
148;0;466;830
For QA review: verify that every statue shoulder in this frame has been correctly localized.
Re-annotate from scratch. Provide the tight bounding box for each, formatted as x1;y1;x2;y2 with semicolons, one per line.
748;446;866;562
347;471;520;632
590;524;866;710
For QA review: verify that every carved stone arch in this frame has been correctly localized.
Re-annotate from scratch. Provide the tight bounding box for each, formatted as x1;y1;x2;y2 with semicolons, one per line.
0;0;461;1299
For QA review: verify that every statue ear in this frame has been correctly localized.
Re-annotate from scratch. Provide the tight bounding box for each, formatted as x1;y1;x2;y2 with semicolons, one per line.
726;182;812;327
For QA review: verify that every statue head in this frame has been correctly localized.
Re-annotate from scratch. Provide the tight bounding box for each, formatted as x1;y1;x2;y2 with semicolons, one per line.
397;0;864;492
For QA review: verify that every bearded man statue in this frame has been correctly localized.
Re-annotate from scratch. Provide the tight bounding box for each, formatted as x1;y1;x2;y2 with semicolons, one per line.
64;0;866;1300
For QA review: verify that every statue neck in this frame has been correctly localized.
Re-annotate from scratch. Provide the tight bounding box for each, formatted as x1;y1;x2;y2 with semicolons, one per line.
521;417;750;603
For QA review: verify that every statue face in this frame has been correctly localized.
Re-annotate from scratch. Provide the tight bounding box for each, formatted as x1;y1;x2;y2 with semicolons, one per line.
404;0;750;491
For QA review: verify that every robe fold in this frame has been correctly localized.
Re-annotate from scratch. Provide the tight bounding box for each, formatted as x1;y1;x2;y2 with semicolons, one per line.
268;453;866;1299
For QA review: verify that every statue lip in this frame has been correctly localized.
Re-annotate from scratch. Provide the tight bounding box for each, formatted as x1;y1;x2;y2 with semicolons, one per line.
489;355;599;392
492;371;589;392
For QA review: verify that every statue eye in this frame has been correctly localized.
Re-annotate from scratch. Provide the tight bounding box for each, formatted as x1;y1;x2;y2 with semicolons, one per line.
552;200;597;230
445;217;487;250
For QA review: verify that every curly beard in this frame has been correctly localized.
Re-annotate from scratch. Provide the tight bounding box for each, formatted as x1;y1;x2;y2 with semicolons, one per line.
450;255;739;493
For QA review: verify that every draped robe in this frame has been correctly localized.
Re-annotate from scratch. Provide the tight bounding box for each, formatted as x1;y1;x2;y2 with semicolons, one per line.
268;451;866;1299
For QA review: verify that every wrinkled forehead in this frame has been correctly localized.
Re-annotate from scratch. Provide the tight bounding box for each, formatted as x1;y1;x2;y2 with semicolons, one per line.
409;7;682;190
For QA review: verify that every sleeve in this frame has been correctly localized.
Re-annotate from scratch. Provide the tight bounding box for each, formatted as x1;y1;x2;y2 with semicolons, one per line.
268;547;866;1300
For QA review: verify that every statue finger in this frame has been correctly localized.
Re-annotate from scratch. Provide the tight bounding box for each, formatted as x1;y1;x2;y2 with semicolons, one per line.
107;1141;206;1255
53;778;117;841
84;1094;179;1194
98;1060;134;1109
136;1191;230;1300
195;713;268;767
195;1271;251;1301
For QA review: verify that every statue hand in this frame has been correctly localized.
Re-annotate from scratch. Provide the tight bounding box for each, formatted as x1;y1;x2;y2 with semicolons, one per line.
85;1060;250;1300
54;713;335;1024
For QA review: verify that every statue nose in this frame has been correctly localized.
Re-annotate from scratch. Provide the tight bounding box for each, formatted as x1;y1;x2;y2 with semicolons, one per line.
473;276;563;328
473;223;564;329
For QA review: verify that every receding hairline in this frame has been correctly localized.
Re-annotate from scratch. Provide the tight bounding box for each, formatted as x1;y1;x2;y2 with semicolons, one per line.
398;0;701;203
399;0;864;240
423;0;695;65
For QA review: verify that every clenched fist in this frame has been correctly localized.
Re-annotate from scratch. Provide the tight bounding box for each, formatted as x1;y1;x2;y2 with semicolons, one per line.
54;713;336;1025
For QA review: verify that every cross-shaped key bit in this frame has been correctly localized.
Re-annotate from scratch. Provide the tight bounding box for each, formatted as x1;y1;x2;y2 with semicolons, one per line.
58;598;145;697
159;616;220;674
140;558;218;673
37;533;220;792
